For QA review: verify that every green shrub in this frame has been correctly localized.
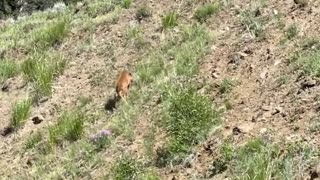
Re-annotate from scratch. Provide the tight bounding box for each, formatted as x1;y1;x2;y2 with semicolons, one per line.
10;98;32;128
0;59;18;83
161;11;177;29
194;3;220;22
163;84;219;154
112;155;140;180
48;110;85;145
121;0;132;9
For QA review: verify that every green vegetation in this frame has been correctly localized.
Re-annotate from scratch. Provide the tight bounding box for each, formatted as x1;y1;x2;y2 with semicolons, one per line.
210;139;318;179
194;3;220;23
48;110;86;146
32;17;70;49
25;131;43;149
293;50;320;77
136;52;165;84
136;6;152;21
121;0;132;9
276;75;289;86
10;98;32;128
21;51;66;98
126;26;145;49
87;0;117;17
162;84;219;154
161;11;178;29
219;79;234;94
284;24;299;40
239;1;267;39
111;155;141;180
0;59;18;83
175;25;210;76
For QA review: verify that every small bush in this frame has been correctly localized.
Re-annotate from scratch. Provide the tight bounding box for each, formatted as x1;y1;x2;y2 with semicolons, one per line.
285;24;299;40
163;84;219;154
93;136;111;152
0;59;18;83
137;53;165;84
121;0;132;9
240;8;267;38
221;138;317;179
32;18;69;49
10;98;32;128
87;0;116;17
175;25;210;76
136;6;151;22
161;11;177;29
25;131;43;149
294;50;320;77
126;26;145;49
112;155;140;180
48;110;85;145
219;79;233;94
21;51;66;98
194;3;220;22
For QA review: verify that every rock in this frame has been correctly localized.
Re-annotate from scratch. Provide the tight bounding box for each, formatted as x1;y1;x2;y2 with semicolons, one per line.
1;126;14;137
310;164;320;180
32;116;43;125
232;127;241;135
39;96;49;103
1;82;9;92
301;78;317;89
261;105;272;111
260;128;267;134
182;153;195;168
272;107;282;115
273;9;278;15
294;0;308;7
274;60;281;66
260;70;268;80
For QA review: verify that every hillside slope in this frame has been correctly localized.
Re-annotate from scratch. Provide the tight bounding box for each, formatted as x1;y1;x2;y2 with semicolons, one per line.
0;0;320;179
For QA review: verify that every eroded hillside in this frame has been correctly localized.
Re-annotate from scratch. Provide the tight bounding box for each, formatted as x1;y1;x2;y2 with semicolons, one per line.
1;0;320;179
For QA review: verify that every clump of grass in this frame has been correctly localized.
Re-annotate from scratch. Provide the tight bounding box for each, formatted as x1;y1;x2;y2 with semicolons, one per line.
21;51;66;98
110;103;137;141
140;169;161;180
284;24;299;40
121;0;132;9
137;53;165;84
161;11;177;29
239;6;267;39
111;155;141;180
10;98;32;129
162;83;219;155
294;50;320;77
32;18;69;49
48;110;85;145
302;38;320;50
25;131;43;149
217;138;317;179
308;117;320;133
175;25;210;76
0;59;18;83
276;75;289;86
193;3;220;23
93;135;111;152
219;79;233;94
126;26;145;49
87;0;116;17
136;6;151;22
143;124;156;161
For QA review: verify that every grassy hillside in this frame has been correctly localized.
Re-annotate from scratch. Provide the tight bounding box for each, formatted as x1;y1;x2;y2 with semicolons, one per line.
1;0;320;179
